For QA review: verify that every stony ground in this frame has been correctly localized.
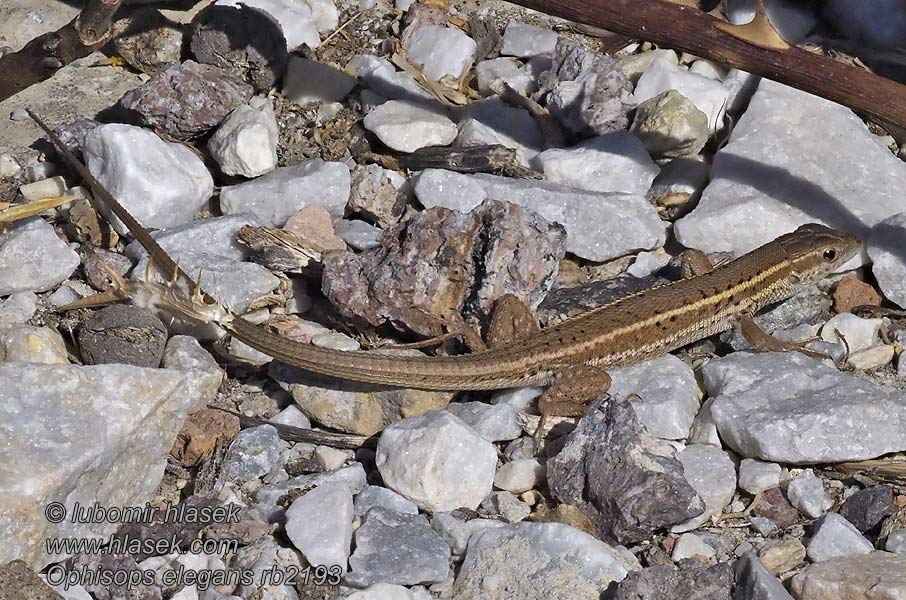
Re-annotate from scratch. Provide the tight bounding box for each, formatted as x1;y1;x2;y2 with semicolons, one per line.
2;1;906;599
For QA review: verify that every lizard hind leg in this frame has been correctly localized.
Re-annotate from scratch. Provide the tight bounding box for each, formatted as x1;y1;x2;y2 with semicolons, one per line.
535;367;612;446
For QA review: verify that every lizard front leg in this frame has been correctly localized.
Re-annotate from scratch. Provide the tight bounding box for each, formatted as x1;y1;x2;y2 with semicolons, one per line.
535;366;612;445
736;314;829;360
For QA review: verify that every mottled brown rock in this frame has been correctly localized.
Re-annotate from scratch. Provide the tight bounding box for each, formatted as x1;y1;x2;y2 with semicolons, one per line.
757;538;805;575
0;560;62;600
347;164;409;228
78;305;168;367
789;552;906;600
171;408;240;467
547;396;705;545
114;8;184;75
605;560;733;600
833;273;881;314
752;486;801;529
68;198;119;248
79;246;132;291
283;205;346;252
190;4;287;92
321;199;566;339
118;60;253;139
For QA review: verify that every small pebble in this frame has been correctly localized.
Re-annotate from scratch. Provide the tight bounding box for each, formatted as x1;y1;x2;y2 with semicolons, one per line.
672;532;716;561
786;469;833;518
19;176;67;201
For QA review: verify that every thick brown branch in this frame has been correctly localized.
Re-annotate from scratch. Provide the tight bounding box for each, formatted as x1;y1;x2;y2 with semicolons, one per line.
0;0;122;103
509;0;906;134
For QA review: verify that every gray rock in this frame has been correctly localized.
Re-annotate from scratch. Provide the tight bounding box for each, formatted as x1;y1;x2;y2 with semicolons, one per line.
346;507;451;588
215;0;322;50
119;60;253;139
786;469;833;518
476;58;534;97
887;530;906;554
806;513;874;562
456;97;545;165
430;512;506;555
839;486;896;533
631;89;710;158
283;56;357;105
413;169;665;263
789;553;906;599
333;219;383;251
220;160;351;226
83;124;214;235
161;335;224;411
254;463;367;518
0;291;38;324
209;97;279;177
750;517;777;537
610;354;701;440
547;396;705;544
114;7;183;76
285;481;354;572
78;304;168;368
354;485;419;517
221;424;285;481
494;458;545;494
738;459;782;495
453;522;639;600
672;444;737;532
0;324;68;364
446;401;522;442
500;21;559;58
376;410;497;512
704;352;906;463
867;212;906;309
126;213;260;264
733;551;794;600
0;560;66;600
0;218;79;295
347;54;436;105
481;491;531;523
606;560;732;600
672;532;715;561
0;363;202;569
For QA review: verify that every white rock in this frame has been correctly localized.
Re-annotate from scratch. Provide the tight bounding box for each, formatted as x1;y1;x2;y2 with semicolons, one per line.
820;313;882;353
672;533;716;561
255;463;368;515
209;97;278;178
847;344;895;371
83;124;213;236
738;459;782;495
376;410;497;511
161;336;223;411
627;249;671;278
823;0;906;49
705;352;906;463
476;58;534;96
334;219;382;251
456;97;545;165
314;446;350;471
363;101;457;153
431;512;506;556
887;530;906;554
0;291;38;324
620;49;679;83
453;523;639;598
301;0;338;33
868;212;906;308
283;57;356;105
354;485;418;516
726;0;817;43
494;458;545;494
347;54;435;105
216;0;320;49
646;156;710;205
285;481;354;572
404;26;477;82
723;68;760;115
610;354;701;440
345;583;424;600
311;332;360;351
491;386;543;412
270;405;312;429
786;469;833;518
126;214;259;264
19;176;66;201
413;169;666;262
0;154;21;178
500;21;560;58
220;160;351;226
533;132;660;195
445;402;522;442
672;444;737;532
0;218;80;295
0;324;68;365
806;513;874;562
674;79;906;257
689;59;725;80
634;58;729;132
0;363;202;569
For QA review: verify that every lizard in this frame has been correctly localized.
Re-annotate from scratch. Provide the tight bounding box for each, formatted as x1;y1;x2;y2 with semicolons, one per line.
28;109;862;438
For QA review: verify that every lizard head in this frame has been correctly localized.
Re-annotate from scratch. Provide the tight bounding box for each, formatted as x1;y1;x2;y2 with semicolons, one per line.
776;223;862;287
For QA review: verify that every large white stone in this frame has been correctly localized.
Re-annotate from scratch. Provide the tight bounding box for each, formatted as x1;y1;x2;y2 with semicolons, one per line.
83;124;213;235
0;324;68;365
671;444;737;532
376;410;497;512
220;160;351;226
704;352;906;463
216;0;320;49
533;132;660;195
456;97;545;165
209;97;279;178
634;58;729;132
868;212;906;308
404;26;477;82
674;79;906;257
363;101;457;153
285;481;354;572
413;169;666;262
125;213;260;264
609;354;701;440
0;363;202;569
0;218;79;295
500;21;560;58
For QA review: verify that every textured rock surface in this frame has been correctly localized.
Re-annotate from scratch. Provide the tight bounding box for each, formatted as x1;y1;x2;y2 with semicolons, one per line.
363;100;458;153
805;513;874;562
285;481;354;572
605;560;733;600
322;199;565;337
789;552;906;599
631;89;710;157
118;60;253;139
671;444;737;532
0;324;68;365
83;123;214;235
867;212;906;308
839;486;896;533
453;522;639;600
208;97;279;177
0;363;201;569
78;305;168;368
634;58;728;132
413;169;666;262
403;25;477;81
547;396;705;544
734;551;793;600
0;217;79;296
704;352;906;463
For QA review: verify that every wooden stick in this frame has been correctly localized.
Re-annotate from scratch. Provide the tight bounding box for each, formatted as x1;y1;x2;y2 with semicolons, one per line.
508;0;906;135
0;0;123;103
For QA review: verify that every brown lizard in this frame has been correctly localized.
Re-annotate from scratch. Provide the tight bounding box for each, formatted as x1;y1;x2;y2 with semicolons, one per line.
28;110;862;436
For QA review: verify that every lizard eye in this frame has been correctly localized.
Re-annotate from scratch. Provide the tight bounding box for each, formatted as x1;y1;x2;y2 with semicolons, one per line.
823;248;837;261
